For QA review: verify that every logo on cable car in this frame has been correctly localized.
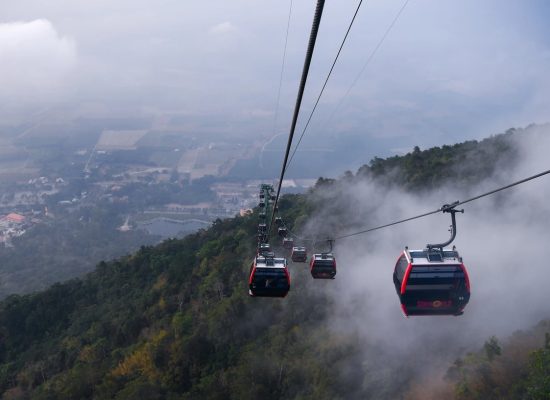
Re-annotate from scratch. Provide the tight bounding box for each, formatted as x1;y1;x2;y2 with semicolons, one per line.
417;300;453;308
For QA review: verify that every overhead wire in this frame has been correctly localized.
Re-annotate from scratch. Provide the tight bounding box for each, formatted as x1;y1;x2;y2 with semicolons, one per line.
269;0;326;235
285;0;366;172
331;168;550;240
323;0;410;129
453;169;550;207
264;0;548;250
271;0;294;140
260;0;293;170
274;169;550;243
277;216;316;242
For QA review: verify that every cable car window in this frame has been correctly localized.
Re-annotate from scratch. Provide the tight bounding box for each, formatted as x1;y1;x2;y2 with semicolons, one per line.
313;260;334;266
407;265;464;283
251;269;289;288
396;255;408;280
312;260;335;272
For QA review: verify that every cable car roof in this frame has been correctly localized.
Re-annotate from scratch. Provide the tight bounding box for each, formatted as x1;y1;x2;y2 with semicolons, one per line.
312;253;334;260
404;248;462;265
255;256;287;268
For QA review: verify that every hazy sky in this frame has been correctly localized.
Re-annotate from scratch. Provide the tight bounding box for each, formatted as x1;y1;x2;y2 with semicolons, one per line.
1;0;549;152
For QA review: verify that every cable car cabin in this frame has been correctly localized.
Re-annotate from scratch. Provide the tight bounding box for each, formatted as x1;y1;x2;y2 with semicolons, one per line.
310;253;336;279
393;248;470;316
291;246;307;263
259;192;265;199
275;217;282;226
259;212;266;220
248;256;290;298
278;227;288;237
258;223;267;233
259;200;266;208
283;237;294;249
258;242;271;255
270;195;276;201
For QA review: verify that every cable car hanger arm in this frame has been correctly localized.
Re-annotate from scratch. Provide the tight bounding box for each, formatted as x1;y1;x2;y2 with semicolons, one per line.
426;202;463;250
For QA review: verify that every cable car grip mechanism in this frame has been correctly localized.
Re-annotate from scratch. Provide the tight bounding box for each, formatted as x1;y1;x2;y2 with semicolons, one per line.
321;238;334;255
426;201;464;251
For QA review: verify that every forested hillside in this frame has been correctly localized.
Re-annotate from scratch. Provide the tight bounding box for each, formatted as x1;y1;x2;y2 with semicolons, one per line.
0;126;549;399
357;127;519;190
0;206;157;298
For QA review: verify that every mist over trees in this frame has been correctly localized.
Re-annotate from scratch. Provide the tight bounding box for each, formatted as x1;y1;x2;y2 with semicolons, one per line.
0;127;549;399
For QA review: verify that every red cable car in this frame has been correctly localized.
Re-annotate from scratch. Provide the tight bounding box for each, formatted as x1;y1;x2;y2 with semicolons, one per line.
282;237;294;249
257;242;271;255
248;256;290;298
310;253;336;279
393;247;470;316
291;246;307;263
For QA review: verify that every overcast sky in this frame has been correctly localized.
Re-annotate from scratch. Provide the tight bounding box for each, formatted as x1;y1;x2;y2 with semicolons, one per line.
1;0;549;153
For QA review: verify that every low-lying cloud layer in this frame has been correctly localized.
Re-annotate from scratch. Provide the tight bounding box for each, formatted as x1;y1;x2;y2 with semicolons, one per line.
0;19;76;109
297;126;550;390
0;1;549;153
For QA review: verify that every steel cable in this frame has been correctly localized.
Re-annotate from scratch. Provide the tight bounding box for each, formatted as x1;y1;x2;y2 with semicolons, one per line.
269;0;326;235
285;0;366;172
331;168;550;241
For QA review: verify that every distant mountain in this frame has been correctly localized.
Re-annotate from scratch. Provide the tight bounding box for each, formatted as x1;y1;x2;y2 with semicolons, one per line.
0;125;548;399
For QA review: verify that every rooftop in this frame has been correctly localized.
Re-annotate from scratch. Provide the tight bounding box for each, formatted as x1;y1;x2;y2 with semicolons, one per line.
406;248;462;265
4;213;25;223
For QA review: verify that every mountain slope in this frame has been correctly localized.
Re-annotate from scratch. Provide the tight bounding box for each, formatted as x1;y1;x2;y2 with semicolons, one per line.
0;125;549;399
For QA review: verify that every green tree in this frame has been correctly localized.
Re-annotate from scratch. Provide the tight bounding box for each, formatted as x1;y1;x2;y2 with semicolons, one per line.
484;336;502;362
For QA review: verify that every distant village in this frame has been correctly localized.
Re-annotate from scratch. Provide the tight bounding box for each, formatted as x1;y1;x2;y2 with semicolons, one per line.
0;212;32;247
0;126;319;246
0;169;316;246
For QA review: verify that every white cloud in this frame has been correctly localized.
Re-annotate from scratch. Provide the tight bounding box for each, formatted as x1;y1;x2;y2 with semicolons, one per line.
0;1;547;143
0;19;77;105
208;21;237;35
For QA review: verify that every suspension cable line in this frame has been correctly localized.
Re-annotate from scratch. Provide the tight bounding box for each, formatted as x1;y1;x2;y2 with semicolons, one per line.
322;0;410;130
332;168;550;240
278;216;316;242
271;0;294;139
333;207;440;240
275;168;550;243
285;0;366;173
269;0;326;235
266;0;547;248
453;169;550;207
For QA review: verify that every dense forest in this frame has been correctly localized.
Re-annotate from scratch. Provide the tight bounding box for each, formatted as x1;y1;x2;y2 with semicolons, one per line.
0;174;215;300
0;204;157;299
0;126;549;399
